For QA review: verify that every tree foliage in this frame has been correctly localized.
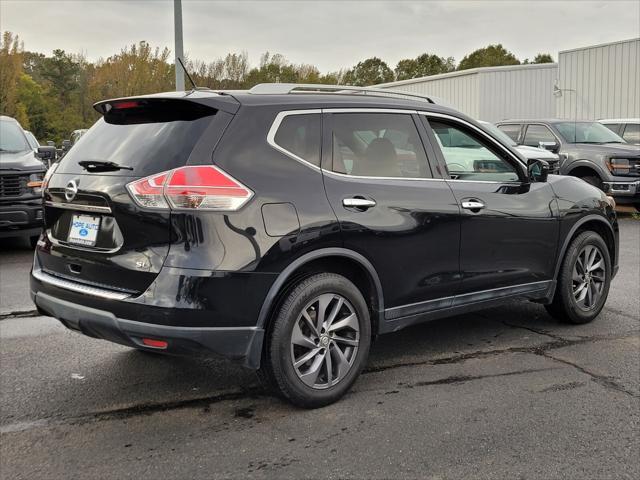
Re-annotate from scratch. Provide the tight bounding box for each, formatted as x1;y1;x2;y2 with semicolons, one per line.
1;31;544;143
394;53;455;80
458;44;520;70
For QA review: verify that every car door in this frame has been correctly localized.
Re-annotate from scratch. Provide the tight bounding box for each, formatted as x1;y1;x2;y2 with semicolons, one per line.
321;110;461;319
421;114;559;302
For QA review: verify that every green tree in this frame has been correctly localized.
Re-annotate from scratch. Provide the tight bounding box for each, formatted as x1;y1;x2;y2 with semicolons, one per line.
458;44;520;70
532;53;554;64
0;32;24;120
343;57;394;86
395;53;455;80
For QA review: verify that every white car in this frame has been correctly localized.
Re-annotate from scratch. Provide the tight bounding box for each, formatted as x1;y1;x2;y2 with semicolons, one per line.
479;121;560;173
598;118;640;145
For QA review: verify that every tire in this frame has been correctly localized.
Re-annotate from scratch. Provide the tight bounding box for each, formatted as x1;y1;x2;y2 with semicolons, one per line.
545;231;611;324
29;235;39;249
578;175;603;191
260;273;371;408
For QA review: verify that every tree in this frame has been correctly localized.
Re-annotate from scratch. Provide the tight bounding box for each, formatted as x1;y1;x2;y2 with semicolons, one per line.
394;53;455;80
532;53;554;64
0;32;24;120
458;44;520;70
343;57;394;86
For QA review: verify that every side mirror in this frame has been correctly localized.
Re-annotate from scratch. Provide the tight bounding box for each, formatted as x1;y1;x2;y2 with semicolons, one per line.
36;146;57;162
61;139;72;150
538;141;559;153
528;158;550;183
46;140;55;147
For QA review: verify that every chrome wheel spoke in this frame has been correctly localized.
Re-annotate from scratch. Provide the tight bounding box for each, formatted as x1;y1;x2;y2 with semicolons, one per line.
572;244;606;310
290;293;360;390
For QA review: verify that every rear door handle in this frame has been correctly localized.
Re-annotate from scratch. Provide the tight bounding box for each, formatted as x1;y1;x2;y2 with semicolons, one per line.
343;198;376;209
461;200;485;210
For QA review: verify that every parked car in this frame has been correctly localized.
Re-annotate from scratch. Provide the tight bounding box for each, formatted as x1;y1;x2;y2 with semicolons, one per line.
495;119;640;208
0;116;47;247
599;118;640;145
31;86;618;407
479;121;560;173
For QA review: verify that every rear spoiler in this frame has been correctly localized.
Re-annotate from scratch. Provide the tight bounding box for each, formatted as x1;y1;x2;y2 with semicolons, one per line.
93;92;240;117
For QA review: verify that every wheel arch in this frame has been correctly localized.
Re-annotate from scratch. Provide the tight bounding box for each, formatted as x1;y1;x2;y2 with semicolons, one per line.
566;162;606;181
554;214;617;280
256;248;385;332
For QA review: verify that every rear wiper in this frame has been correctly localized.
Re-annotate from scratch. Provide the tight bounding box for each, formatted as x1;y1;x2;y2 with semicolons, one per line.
78;160;133;172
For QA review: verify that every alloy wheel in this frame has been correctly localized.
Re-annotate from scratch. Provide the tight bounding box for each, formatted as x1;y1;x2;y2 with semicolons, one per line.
290;293;360;389
572;244;606;310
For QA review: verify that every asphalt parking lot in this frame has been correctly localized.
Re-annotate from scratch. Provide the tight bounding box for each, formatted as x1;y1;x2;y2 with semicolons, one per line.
1;218;638;480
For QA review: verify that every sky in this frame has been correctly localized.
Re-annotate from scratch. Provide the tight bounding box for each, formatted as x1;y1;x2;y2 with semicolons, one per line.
2;0;639;72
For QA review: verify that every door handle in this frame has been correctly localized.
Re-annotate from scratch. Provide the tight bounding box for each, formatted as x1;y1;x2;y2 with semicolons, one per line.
461;200;485;210
343;197;376;209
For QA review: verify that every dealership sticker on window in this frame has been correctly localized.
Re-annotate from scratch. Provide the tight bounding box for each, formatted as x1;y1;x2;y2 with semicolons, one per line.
68;215;100;246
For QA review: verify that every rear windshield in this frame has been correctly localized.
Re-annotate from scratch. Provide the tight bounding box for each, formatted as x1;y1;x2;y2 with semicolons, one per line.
57;104;217;176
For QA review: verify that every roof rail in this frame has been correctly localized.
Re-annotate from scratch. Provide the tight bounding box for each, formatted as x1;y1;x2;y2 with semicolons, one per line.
248;83;435;104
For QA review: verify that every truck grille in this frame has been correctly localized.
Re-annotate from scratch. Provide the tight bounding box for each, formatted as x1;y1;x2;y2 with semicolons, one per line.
0;175;28;198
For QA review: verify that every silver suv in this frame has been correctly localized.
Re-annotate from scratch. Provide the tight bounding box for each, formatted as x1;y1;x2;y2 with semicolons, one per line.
496;119;640;209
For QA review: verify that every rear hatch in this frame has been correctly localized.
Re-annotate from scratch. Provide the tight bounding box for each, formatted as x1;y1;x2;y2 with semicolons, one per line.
37;95;237;295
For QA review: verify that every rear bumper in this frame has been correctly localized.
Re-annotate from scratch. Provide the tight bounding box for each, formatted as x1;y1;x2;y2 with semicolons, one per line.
32;290;265;369
0;199;43;238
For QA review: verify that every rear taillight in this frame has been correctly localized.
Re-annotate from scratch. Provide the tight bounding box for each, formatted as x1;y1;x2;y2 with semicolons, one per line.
126;165;253;211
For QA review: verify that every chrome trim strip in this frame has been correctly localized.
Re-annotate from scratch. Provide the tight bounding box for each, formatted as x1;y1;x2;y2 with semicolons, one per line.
45;200;112;214
32;268;132;301
322;169;444;182
267;110;323;171
324;108;419;114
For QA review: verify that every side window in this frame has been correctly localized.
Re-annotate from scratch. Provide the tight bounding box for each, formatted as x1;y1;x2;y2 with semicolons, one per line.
622;123;640;144
523;125;556;147
497;124;521;142
429;119;520;182
273;113;321;166
331;113;430;178
602;123;621;135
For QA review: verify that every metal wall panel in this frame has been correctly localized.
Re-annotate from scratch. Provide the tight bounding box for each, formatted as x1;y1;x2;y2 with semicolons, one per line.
478;65;557;122
557;38;640;120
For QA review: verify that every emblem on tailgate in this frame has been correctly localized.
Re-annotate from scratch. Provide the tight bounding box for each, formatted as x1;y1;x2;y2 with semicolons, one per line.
65;180;78;202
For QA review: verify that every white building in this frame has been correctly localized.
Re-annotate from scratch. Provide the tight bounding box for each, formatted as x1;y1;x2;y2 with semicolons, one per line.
376;38;640;122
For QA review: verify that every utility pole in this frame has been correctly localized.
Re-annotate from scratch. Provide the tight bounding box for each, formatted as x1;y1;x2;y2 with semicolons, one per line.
174;0;185;91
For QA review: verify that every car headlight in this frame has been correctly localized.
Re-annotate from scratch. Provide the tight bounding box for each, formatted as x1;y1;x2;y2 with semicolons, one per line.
27;172;45;194
606;158;631;176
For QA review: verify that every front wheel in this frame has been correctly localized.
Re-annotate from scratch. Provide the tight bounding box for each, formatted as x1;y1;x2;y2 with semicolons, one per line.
545;231;611;324
260;273;371;408
578;175;603;191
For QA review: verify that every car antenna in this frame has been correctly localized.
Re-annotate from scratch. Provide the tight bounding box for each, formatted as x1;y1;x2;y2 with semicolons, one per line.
177;57;198;91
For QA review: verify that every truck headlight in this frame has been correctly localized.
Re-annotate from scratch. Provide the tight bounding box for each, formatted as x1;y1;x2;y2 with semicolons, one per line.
606;158;631;176
27;172;45;194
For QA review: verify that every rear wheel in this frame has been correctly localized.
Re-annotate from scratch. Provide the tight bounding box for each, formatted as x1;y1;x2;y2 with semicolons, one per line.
545;231;611;324
260;273;371;408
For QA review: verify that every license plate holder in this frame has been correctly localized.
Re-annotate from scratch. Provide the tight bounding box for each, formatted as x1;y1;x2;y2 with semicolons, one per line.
68;214;100;246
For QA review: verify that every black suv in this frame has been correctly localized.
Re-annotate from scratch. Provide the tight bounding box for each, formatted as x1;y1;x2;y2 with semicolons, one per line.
0;116;47;246
31;85;619;407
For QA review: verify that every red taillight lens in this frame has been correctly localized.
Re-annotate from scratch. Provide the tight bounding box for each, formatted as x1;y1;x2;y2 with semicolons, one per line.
126;166;253;211
142;338;168;349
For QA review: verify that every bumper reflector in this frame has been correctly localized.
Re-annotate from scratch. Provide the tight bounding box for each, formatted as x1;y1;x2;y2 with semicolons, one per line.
142;338;168;349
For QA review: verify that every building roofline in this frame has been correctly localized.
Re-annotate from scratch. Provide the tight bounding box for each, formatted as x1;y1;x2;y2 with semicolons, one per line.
375;62;558;88
559;37;640;55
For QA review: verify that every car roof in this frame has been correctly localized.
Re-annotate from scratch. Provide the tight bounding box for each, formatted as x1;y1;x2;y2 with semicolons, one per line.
598;118;640;123
0;115;19;123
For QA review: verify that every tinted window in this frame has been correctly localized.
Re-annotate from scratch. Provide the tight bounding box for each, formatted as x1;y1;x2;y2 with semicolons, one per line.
274;113;321;166
555;122;625;144
0;120;30;153
331;113;430;178
523;125;556;147
57;113;217;176
497;124;521;142
622;123;640;144
601;123;622;135
430;119;519;182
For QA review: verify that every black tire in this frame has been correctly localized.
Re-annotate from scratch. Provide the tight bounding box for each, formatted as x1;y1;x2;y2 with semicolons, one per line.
545;231;611;324
260;273;371;408
578;175;603;191
29;235;39;249
634;203;640;213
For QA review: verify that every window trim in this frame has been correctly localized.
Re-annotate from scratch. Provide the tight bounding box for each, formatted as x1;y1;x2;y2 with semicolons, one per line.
267;109;323;171
420;112;527;184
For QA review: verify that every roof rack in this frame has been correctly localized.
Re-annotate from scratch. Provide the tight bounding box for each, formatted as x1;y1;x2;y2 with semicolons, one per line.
248;83;435;104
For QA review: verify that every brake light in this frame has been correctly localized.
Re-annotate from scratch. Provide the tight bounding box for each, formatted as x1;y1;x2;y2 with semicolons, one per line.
126;165;253;211
112;101;141;110
142;338;168;349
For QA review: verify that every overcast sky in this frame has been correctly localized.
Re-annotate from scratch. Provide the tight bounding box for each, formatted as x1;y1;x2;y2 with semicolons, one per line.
2;0;639;72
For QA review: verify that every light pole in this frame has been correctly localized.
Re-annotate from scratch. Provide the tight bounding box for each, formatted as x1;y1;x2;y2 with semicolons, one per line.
174;0;185;91
554;82;578;141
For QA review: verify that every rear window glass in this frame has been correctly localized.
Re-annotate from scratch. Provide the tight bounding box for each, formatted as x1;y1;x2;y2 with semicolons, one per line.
57;105;217;176
273;113;321;166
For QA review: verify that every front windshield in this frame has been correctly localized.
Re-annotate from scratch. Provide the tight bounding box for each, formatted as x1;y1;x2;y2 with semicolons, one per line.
0;121;30;153
555;122;626;144
480;122;517;147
